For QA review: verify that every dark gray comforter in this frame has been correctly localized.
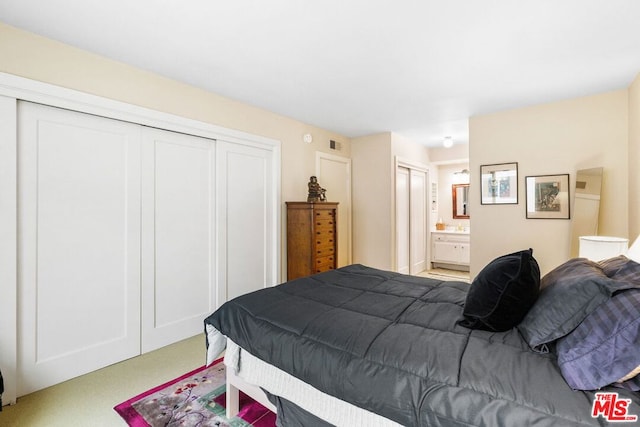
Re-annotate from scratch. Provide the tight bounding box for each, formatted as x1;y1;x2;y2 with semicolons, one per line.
205;264;640;426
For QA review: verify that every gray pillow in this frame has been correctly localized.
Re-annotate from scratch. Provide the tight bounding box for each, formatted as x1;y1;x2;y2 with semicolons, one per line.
517;258;613;352
556;289;640;391
600;255;640;283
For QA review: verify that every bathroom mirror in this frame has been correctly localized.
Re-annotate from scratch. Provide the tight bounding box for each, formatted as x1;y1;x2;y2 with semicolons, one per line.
452;184;470;219
569;167;603;257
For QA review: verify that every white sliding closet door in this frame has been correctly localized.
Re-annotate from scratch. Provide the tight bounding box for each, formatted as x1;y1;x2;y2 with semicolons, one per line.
396;167;411;274
395;165;428;275
141;127;215;353
217;141;277;303
410;169;427;274
17;102;141;395
6;75;281;399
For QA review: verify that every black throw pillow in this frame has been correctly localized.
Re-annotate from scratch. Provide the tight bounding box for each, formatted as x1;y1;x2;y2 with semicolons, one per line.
459;248;540;332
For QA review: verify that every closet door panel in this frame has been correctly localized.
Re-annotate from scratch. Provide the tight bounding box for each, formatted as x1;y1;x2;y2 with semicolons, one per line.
396;166;410;274
217;141;276;303
410;169;427;274
396;166;428;275
17;102;141;395
141;128;215;352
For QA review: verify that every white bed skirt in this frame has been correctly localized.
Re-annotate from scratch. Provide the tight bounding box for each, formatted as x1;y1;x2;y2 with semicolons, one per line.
206;325;401;427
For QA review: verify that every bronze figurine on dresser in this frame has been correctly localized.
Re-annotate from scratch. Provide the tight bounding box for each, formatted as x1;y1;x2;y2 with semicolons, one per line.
307;176;326;202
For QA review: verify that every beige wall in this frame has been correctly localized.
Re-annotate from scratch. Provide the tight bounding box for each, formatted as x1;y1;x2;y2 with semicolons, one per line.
469;90;629;277
429;143;470;164
351;132;431;270
3;23;637;278
629;74;640;242
351;133;394;269
0;23;352;277
391;132;431;165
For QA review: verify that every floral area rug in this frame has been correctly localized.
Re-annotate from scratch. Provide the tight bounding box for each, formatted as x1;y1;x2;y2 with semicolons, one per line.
114;359;276;427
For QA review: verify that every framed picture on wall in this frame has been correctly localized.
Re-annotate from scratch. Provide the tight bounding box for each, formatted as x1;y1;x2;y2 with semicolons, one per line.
480;162;518;205
525;174;570;219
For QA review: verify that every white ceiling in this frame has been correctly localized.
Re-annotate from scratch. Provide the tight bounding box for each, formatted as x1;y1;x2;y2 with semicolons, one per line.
2;0;640;147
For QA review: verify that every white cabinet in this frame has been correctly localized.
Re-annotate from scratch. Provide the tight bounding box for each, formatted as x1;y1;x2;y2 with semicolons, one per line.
432;232;470;270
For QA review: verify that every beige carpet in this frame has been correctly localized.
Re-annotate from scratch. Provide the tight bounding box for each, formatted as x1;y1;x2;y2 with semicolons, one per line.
0;334;205;427
418;268;471;282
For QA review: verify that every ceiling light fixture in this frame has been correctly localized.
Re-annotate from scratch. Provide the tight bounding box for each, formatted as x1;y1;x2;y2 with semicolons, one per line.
443;136;453;148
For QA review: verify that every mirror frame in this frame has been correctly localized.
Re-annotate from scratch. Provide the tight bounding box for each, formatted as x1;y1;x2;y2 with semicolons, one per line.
569;167;603;257
452;184;470;219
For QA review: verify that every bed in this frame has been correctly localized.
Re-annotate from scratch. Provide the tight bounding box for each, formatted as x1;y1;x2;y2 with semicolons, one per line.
204;250;640;426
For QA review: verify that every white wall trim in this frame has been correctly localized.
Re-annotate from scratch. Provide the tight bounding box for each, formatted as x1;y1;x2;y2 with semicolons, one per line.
0;95;17;405
0;72;280;149
395;156;430;173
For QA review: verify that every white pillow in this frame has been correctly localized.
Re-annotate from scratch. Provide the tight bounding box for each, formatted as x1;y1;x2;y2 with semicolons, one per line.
627;235;640;263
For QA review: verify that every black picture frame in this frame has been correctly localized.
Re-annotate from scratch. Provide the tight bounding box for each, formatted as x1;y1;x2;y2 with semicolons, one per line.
525;174;570;219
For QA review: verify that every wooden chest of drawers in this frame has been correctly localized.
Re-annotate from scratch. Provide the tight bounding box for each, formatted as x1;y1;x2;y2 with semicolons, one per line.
286;202;338;280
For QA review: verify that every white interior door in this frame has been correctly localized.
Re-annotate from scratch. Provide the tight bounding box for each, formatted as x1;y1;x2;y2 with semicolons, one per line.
396;167;410;274
217;141;277;303
316;152;352;267
17;102;141;395
141;128;215;353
